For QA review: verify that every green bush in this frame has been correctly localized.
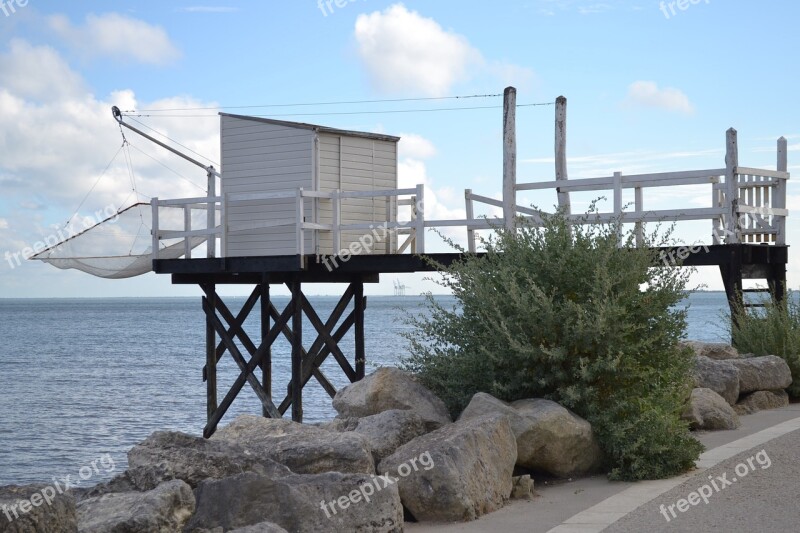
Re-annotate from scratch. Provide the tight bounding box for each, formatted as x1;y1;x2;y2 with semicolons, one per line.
402;210;703;481
732;292;800;398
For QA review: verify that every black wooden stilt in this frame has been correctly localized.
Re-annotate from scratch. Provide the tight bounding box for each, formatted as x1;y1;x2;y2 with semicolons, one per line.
260;281;271;417
204;283;217;424
354;282;366;381
290;280;303;423
720;245;744;331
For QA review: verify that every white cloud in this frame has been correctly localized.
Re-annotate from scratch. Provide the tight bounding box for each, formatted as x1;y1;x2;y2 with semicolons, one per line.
399;133;436;159
578;3;613;14
625;81;694;115
48;13;181;66
0;218;9;230
354;4;483;96
0;40;86;102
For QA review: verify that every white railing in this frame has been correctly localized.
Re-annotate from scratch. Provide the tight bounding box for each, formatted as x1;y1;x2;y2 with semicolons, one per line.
150;196;222;261
150;127;788;263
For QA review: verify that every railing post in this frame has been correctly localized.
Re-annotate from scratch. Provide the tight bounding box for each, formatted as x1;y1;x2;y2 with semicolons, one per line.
725;128;740;243
465;189;476;253
613;172;623;245
503;86;517;231
410;195;417;253
415;184;425;253
555;95;571;215
296;188;305;259
332;189;341;255
776;136;787;245
151;198;159;262
207;167;216;258
184;205;192;259
634;186;643;246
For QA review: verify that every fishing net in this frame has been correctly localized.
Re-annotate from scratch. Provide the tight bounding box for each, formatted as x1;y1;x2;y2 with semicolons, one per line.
31;203;211;279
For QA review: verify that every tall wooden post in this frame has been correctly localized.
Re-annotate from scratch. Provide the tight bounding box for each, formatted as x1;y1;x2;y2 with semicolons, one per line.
776;136;787;246
260;281;272;417
207;167;216;258
290;280;303;422
205;283;218;423
502;86;517;231
725;128;740;244
555;96;571;215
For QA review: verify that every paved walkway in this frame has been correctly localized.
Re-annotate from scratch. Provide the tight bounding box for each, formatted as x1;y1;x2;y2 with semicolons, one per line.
406;404;800;533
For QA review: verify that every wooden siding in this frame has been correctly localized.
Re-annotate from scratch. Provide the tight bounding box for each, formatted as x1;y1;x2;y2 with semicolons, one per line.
317;133;398;255
221;115;315;257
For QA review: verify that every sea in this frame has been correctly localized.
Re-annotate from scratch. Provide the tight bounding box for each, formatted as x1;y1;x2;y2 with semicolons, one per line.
0;292;732;487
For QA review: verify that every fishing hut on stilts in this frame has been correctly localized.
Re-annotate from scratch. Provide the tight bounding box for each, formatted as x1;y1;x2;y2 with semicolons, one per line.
33;87;790;437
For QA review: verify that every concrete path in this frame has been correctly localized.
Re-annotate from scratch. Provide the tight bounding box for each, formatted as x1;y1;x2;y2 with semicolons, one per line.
406;404;800;533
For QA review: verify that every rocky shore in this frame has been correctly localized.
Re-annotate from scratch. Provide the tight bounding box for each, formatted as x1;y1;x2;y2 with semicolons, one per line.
0;343;794;532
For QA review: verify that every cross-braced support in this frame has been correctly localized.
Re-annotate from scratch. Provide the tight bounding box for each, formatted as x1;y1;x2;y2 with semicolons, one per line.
200;279;368;437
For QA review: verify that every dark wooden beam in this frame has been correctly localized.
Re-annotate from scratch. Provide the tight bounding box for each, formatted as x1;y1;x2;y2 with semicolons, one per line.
203;299;294;438
290;281;303;423
202;297;281;419
354;282;366;381
260;281;271;417
203;283;218;424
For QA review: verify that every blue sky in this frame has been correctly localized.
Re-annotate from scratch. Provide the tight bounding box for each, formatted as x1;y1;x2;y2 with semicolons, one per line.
0;0;798;298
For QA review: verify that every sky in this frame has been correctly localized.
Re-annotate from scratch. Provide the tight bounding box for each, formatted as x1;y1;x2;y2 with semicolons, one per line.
0;0;798;298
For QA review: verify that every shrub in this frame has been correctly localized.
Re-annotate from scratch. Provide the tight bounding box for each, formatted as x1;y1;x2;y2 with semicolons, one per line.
402;210;703;480
732;292;800;398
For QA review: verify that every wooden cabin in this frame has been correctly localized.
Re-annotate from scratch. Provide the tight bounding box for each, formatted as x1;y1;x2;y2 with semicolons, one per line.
220;114;400;258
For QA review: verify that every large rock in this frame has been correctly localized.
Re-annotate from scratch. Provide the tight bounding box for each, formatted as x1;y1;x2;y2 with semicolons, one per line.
511;399;604;477
682;388;740;430
378;414;516;522
734;390;790;415
692;356;740;406
326;410;429;466
729;355;792;393
681;341;740;360
0;484;76;533
211;415;375;475
185;471;402;533
126;430;292;489
333;368;451;430
76;479;194;533
464;395;603;477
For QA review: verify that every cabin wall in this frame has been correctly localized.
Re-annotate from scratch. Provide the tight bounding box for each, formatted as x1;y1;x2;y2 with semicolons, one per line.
221;115;315;257
317;133;398;255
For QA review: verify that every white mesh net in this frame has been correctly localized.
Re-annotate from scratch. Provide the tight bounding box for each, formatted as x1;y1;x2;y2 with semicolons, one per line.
31;203;210;279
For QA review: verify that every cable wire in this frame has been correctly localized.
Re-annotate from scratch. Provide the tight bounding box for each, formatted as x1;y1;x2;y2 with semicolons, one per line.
125;93;506;113
123;102;555;119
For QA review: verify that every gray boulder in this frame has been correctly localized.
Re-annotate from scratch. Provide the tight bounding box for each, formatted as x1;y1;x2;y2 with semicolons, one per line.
211;415;375;475
185;471;402;533
682;388;741;430
76;479;194;533
460;393;603;477
729;355;792;393
378;414;516;522
734;390;790;415
0;484;76;533
681;341;740;360
126;430;292;490
326;410;429;466
332;367;451;430
511;398;604;477
692;356;740;406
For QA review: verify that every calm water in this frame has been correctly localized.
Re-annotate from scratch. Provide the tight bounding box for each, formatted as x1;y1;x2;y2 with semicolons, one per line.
0;293;731;486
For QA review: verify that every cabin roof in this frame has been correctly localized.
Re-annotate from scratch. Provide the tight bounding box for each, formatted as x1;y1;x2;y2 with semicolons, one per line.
220;113;401;143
